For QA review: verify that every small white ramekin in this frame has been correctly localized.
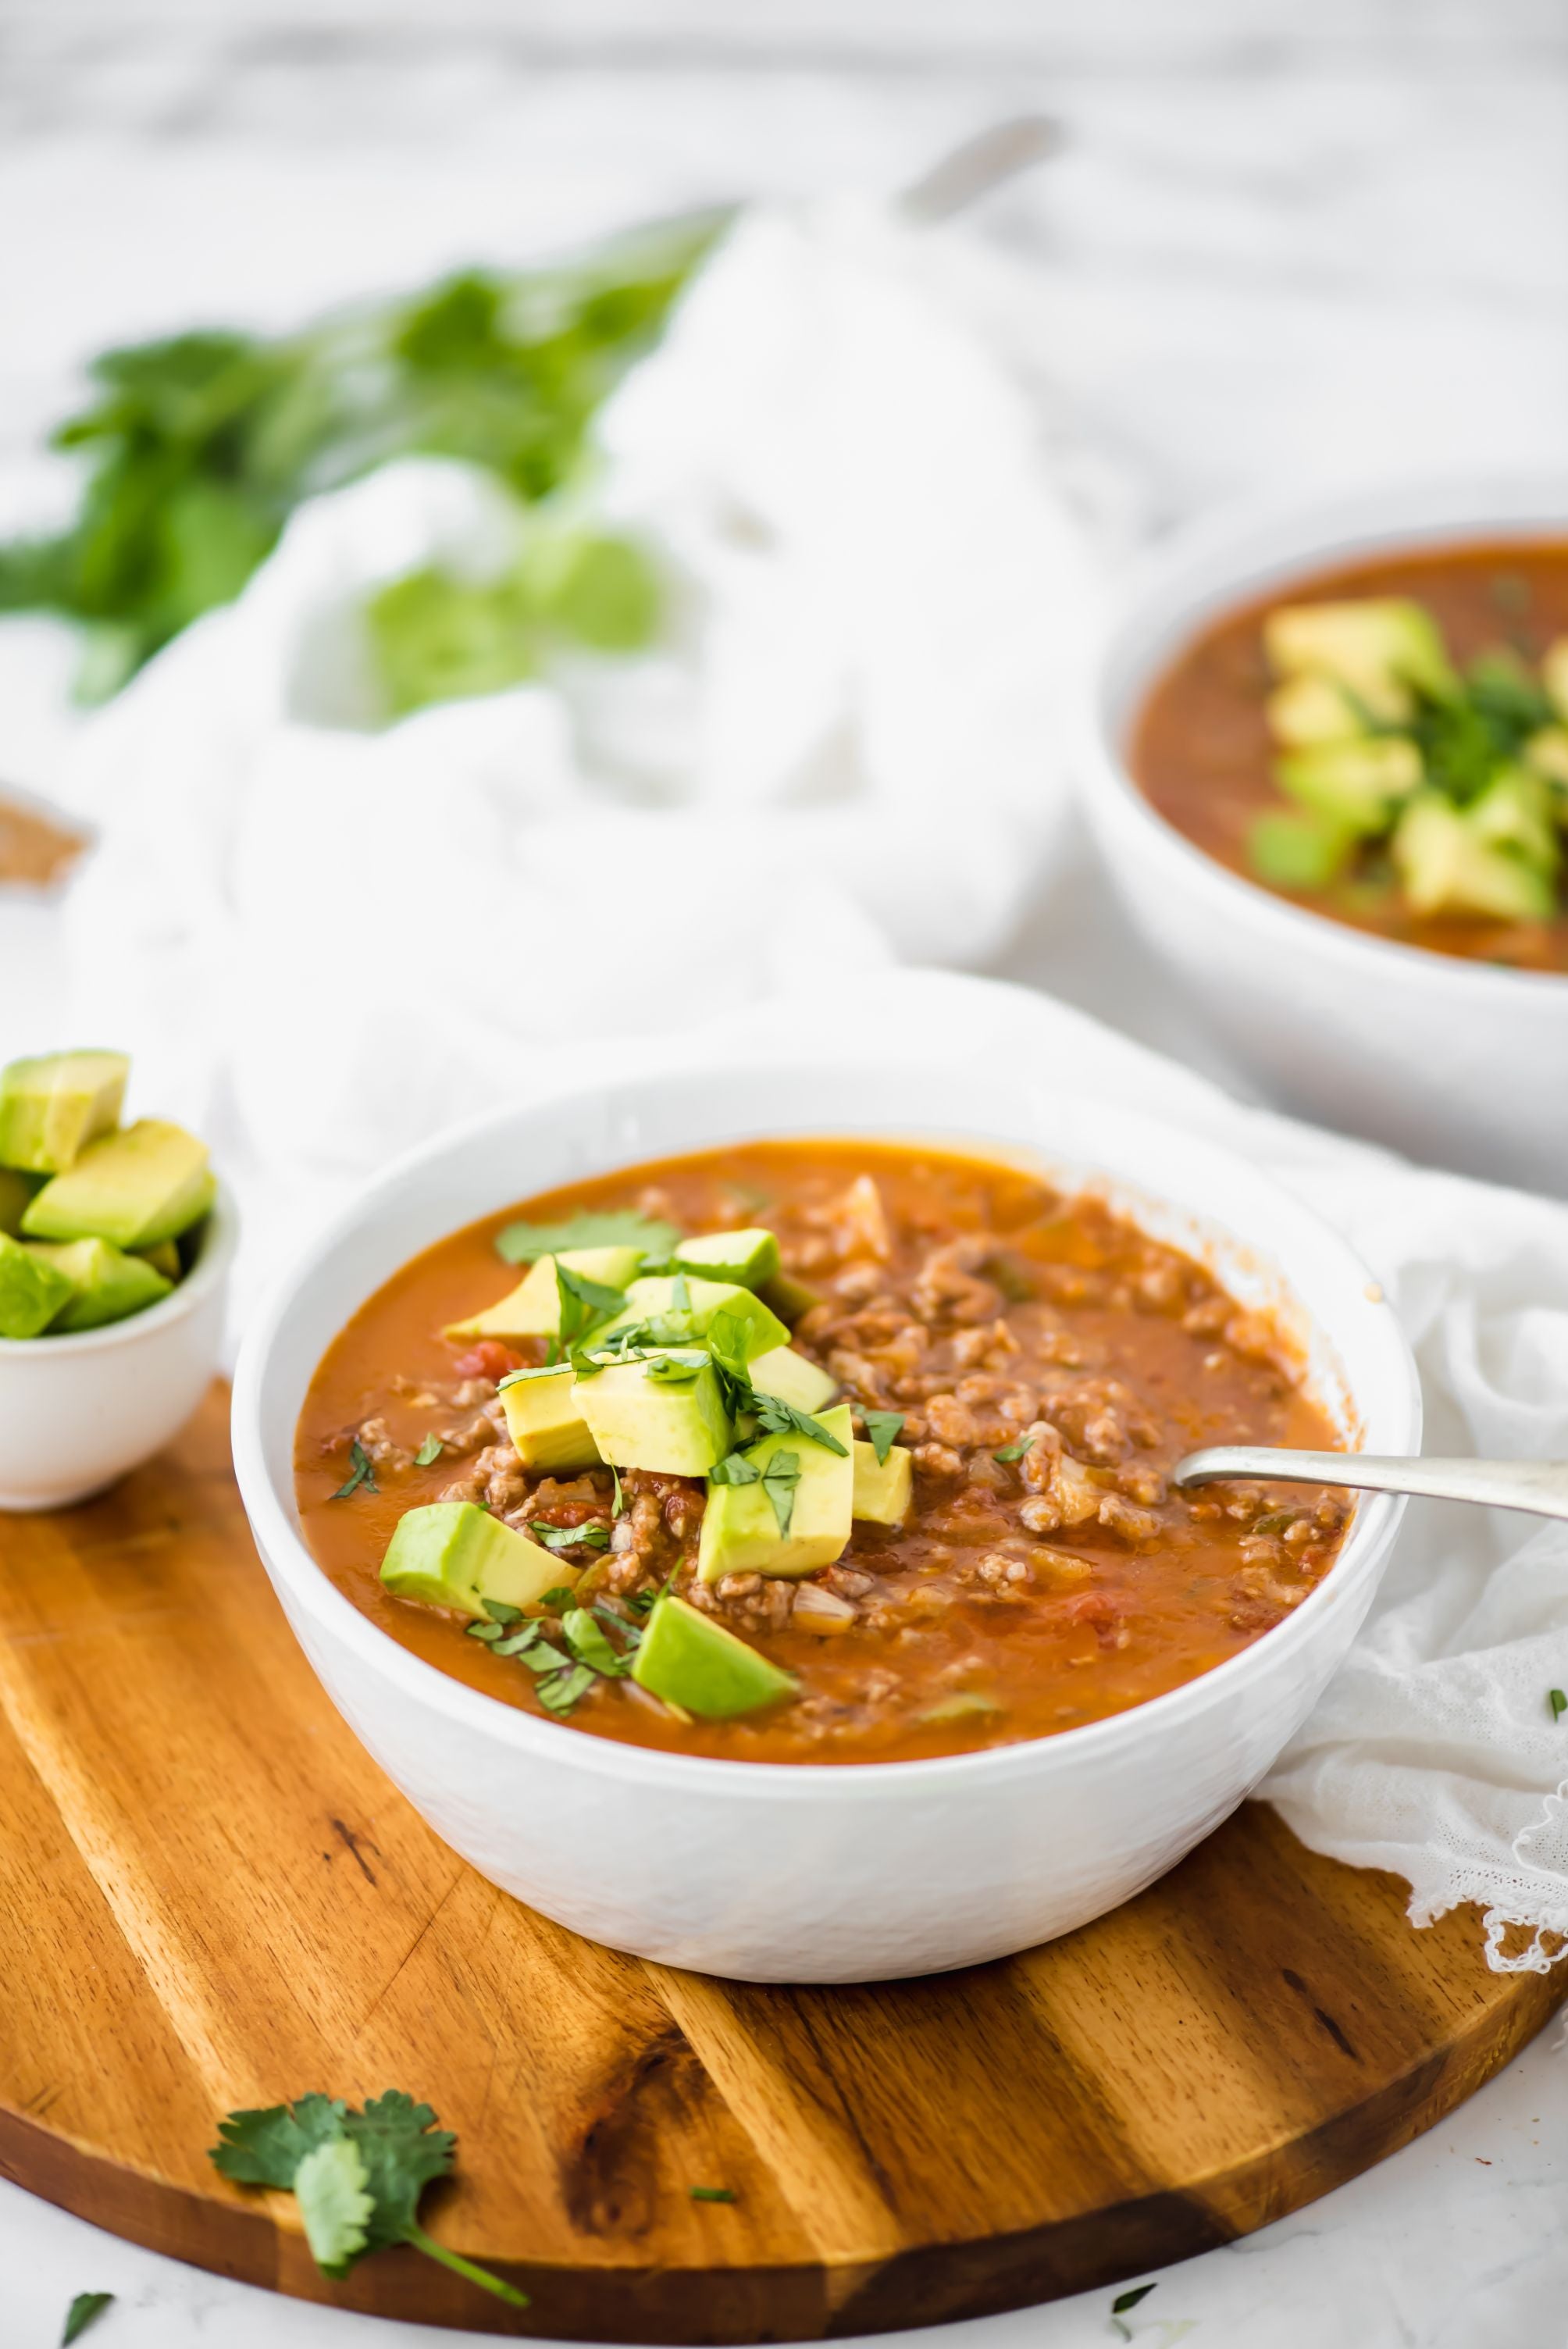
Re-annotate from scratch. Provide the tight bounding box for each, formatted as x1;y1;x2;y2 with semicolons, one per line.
0;1185;236;1510
1078;474;1568;1195
231;1059;1417;1984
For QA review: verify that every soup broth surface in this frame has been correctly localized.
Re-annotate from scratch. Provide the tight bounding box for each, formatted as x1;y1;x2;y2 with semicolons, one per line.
296;1140;1350;1764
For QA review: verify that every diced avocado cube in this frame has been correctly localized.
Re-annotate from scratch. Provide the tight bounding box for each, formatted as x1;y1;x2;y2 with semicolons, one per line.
1393;792;1556;921
749;1344;837;1416
759;1268;819;1324
853;1440;913;1525
631;1593;795;1720
21;1120;214;1249
1543;638;1568;723
595;1274;787;1361
1264;675;1368;749
0;1167;40;1239
1274;738;1423;836
444;1244;642;1342
24;1237;172;1331
575;1349;733;1475
1468;767;1559;870
0;1050;130;1174
1264;597;1457;713
1247;808;1355;891
137;1239;183;1282
500;1363;602;1474
671;1228;782;1290
1525;725;1568;792
380;1501;570;1619
698;1403;853;1583
0;1232;73;1338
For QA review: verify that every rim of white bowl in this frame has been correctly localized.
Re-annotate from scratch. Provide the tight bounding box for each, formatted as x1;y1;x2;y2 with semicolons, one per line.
231;1063;1421;1798
0;1179;237;1357
1085;469;1568;999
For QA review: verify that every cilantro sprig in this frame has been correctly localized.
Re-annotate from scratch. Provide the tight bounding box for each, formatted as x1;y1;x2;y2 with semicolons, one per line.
210;2091;527;2308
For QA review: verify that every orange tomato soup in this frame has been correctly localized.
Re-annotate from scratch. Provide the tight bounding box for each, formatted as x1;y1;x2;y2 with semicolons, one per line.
296;1140;1350;1764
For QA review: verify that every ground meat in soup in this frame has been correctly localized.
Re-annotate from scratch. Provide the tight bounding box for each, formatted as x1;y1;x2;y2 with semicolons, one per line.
294;1139;1351;1765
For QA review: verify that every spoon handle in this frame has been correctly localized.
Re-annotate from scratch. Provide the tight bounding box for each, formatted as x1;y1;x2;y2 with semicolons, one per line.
1173;1449;1568;1524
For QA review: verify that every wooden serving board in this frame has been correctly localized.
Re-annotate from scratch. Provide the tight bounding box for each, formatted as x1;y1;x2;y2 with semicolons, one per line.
0;1387;1561;2340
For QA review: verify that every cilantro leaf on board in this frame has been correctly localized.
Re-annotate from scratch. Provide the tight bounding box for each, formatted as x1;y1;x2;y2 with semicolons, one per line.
688;2185;736;2204
495;1209;680;1265
330;1438;378;1499
761;1450;801;1538
211;2094;349;2187
62;2295;115;2346
861;1410;905;1466
210;2092;526;2308
413;1435;443;1467
1550;1688;1566;1722
295;2137;375;2276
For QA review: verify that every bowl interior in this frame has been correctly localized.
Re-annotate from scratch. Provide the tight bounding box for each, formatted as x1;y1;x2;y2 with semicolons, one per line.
244;1059;1418;1599
1100;471;1568;780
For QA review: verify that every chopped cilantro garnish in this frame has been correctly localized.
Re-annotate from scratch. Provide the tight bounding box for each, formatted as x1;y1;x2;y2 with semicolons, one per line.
752;1393;847;1454
761;1450;801;1537
494;1209;679;1265
330;1438;378;1499
610;1463;624;1517
561;1606;629;1676
536;1661;598;1714
481;1598;522;1624
210;2091;527;2308
689;2184;736;2204
644;1353;701;1384
556;1260;628;1346
492;1623;546;1658
1550;1688;1566;1722
413;1434;443;1468
537;1584;576;1612
993;1435;1036;1465
709;1452;761;1486
861;1410;905;1466
532;1519;611;1552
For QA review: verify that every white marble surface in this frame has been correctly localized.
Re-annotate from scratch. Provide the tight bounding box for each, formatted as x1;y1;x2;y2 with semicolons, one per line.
2;3;1567;2344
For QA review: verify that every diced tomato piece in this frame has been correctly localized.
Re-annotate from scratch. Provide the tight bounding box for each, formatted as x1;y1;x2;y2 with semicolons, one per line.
451;1340;524;1381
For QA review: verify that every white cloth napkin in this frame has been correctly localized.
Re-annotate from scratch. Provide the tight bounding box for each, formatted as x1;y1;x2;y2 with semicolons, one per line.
45;197;1100;1314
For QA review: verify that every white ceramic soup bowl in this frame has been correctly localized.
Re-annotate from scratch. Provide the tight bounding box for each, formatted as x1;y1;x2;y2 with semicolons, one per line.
230;1063;1417;1984
1078;475;1568;1196
0;1184;237;1510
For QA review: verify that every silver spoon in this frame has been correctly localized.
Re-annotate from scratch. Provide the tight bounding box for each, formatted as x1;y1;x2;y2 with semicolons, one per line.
1174;1447;1568;1524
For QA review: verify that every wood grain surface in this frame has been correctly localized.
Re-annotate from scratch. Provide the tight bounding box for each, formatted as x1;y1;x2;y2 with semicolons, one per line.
0;1385;1560;2340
